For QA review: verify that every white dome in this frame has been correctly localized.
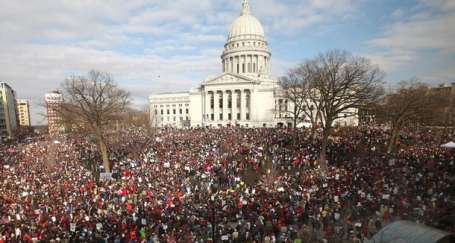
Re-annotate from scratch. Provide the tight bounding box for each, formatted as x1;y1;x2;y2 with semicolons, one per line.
228;14;265;41
227;0;266;42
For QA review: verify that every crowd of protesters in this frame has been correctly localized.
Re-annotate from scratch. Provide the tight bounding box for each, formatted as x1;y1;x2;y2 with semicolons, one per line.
1;127;454;242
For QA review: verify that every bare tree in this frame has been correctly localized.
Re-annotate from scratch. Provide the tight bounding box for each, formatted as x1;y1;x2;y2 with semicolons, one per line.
280;65;323;135
374;82;441;153
279;70;307;128
304;50;384;167
58;70;130;173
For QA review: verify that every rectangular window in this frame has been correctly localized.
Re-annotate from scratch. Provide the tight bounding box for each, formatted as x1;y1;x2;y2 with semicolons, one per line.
242;64;245;73
179;109;182;114
219;114;223;120
186;109;189;114
246;113;250;120
237;113;241;120
211;114;214;121
167;110;170;115
228;113;232;120
173;109;176;114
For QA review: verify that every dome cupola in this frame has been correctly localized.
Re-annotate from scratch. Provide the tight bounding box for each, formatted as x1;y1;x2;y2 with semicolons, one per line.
221;0;272;78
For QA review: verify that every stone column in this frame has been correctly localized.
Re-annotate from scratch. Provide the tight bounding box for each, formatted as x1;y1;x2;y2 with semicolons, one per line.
241;89;249;121
248;55;252;73
242;55;246;73
239;89;243;121
235;56;239;74
247;90;251;120
205;91;211;122
223;91;229;122
226;58;231;73
258;55;263;74
249;89;254;122
264;57;268;75
202;91;206;122
213;91;219;121
232;90;238;121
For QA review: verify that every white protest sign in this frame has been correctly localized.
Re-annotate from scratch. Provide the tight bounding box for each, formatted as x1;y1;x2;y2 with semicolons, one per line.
70;223;76;232
100;173;113;181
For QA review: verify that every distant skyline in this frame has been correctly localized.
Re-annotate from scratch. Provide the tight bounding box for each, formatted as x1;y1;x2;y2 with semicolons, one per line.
0;0;454;125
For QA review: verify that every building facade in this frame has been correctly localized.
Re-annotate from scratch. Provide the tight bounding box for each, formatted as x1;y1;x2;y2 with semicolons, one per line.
431;82;455;127
16;99;31;127
0;82;18;138
150;0;358;128
150;92;191;128
45;90;64;135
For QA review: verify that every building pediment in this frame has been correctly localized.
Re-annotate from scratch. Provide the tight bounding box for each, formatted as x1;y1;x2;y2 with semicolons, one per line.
202;73;260;86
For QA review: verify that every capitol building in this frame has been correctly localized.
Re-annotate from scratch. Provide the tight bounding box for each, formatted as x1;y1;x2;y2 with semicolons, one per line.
150;0;358;128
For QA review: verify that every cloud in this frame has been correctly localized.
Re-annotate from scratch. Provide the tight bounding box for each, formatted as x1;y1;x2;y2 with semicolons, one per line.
252;0;360;33
370;14;455;53
418;0;455;11
365;0;455;83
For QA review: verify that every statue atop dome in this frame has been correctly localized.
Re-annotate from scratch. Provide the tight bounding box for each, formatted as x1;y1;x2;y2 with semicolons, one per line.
242;0;250;15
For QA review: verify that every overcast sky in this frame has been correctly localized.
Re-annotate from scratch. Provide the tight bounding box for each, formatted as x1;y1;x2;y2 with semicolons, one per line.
0;0;454;125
